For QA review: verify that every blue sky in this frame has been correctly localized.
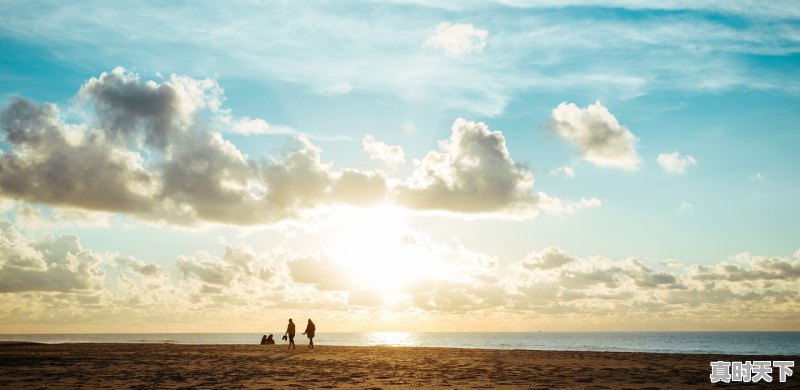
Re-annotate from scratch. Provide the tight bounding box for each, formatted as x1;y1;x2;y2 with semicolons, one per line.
0;0;798;332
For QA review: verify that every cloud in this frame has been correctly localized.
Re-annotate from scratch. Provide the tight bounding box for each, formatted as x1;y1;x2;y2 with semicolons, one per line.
1;219;798;331
395;118;533;213
424;22;488;57
550;102;641;170
10;202;111;229
330;169;389;207
2;69;599;225
0;97;159;214
176;244;259;287
287;253;351;291
395;118;599;217
678;200;693;212
231;117;270;135
549;165;575;178
657;151;696;174
115;257;167;279
661;258;683;268
689;253;800;282
362;135;405;166
78;67;223;150
519;247;575;270
2;2;799;121
0;221;104;293
0;68;388;226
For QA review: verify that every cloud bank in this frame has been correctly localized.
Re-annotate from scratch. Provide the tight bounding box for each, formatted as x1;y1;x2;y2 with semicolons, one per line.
0;69;597;225
0;69;391;225
1;220;797;331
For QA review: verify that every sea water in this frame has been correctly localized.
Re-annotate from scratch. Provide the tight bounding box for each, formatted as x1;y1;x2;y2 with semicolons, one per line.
2;332;798;355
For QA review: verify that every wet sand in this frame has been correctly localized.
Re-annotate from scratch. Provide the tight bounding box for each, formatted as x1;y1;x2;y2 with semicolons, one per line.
0;342;795;389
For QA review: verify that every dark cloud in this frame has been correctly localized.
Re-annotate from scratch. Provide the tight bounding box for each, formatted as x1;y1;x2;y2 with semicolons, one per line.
79;67;193;149
0;97;157;214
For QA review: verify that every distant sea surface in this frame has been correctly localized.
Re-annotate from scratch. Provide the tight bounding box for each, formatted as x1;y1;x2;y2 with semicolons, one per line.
2;332;798;355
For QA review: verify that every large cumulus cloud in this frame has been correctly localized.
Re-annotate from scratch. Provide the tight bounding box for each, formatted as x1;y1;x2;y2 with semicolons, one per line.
0;97;158;214
0;68;388;225
1;69;600;224
396;118;598;216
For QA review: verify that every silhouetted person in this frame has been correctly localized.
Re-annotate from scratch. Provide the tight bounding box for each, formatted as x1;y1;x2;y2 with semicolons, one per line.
285;318;296;350
303;319;316;349
260;334;275;345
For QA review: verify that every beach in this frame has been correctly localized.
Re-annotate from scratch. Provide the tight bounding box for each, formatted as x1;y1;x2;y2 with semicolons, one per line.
0;342;795;389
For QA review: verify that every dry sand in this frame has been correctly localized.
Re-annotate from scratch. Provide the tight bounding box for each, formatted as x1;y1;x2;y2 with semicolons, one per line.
0;342;795;389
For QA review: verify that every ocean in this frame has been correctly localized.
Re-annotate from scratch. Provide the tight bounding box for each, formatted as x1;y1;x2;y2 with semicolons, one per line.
2;332;799;355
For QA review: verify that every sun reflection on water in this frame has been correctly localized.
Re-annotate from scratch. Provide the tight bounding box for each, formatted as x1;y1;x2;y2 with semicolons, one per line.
366;332;418;347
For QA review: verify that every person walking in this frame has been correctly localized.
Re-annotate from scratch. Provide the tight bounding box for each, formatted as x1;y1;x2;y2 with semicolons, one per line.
284;318;296;350
302;319;316;349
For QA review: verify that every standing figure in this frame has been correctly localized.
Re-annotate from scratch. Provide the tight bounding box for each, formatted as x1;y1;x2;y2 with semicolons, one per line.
303;319;316;349
285;318;296;350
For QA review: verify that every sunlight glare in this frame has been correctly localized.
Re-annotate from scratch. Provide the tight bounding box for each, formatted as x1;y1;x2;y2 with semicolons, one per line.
331;205;431;295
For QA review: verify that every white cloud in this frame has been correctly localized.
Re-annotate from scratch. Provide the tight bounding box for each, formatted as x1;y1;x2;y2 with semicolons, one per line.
115;256;167;279
395;118;599;217
519;247;575;270
0;69;388;226
1;220;799;331
287;253;351;291
424;22;488;58
688;252;800;282
661;258;683;268
550;102;641;170
534;192;602;216
0;221;105;293
231;117;270;135
549;165;575;178
657;151;696;174
678;200;693;212
395;118;533;213
1;69;601;224
362;135;405;166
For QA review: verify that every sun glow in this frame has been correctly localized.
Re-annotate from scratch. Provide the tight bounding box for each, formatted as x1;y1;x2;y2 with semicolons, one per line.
330;205;433;296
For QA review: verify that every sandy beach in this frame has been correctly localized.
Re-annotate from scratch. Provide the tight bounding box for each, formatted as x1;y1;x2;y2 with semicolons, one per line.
0;342;794;389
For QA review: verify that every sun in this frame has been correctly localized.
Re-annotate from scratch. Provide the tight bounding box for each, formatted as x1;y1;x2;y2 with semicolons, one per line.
329;205;431;294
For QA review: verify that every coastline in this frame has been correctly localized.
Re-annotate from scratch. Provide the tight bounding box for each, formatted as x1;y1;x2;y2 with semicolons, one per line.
1;343;795;388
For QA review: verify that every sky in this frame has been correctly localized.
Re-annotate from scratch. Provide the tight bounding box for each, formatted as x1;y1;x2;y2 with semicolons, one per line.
0;0;799;333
